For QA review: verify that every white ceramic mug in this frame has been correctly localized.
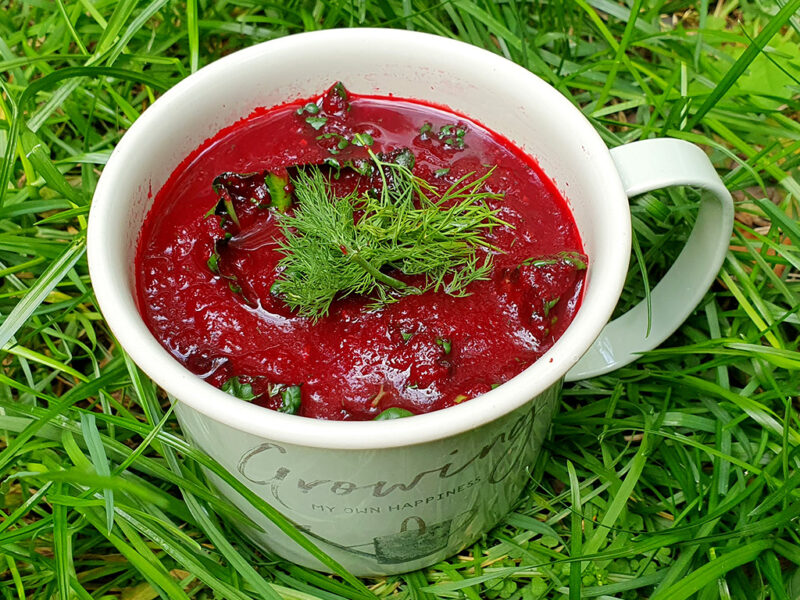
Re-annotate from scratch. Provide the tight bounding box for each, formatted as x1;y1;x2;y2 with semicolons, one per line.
87;29;733;576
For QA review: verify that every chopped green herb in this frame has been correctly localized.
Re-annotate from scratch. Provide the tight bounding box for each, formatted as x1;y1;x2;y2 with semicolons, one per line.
205;239;248;302
523;251;588;270
374;407;414;420
419;122;467;148
209;176;244;225
223;198;239;225
265;172;291;211
562;251;588;270
323;157;374;177
391;147;415;170
352;132;374;147
348;158;373;176
440;125;466;149
205;194;240;226
401;331;414;341
436;337;452;354
434;167;450;177
453;395;467;404
332;81;348;100
296;102;320;115
305;115;328;130
317;132;350;155
543;297;560;317
278;385;302;414
221;376;257;402
206;252;219;274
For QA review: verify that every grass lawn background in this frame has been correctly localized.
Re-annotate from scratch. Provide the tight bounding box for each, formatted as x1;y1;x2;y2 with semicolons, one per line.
1;1;799;598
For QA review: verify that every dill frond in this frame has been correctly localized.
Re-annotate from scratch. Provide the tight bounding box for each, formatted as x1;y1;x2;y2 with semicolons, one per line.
271;150;505;320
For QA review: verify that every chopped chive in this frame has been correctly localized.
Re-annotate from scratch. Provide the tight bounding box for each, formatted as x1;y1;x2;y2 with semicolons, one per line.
543;297;560;317
206;253;219;274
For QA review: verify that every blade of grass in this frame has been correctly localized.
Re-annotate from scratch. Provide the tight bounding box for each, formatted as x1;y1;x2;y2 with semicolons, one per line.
80;412;115;534
687;0;800;128
0;237;85;349
567;460;583;600
651;539;774;600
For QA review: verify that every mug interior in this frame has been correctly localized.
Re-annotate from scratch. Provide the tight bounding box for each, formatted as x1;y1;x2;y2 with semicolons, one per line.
88;29;630;449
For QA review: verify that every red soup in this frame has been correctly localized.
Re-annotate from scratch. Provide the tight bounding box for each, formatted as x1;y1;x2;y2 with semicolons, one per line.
136;83;587;421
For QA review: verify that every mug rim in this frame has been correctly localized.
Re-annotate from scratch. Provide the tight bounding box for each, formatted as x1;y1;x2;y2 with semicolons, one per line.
87;28;631;449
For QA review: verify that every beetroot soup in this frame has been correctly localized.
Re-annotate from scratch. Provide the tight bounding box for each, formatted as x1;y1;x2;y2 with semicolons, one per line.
135;83;586;420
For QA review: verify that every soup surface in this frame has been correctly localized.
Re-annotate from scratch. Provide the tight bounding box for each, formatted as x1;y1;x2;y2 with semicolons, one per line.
136;83;586;420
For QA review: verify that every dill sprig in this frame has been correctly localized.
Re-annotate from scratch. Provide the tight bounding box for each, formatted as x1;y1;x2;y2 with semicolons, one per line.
270;150;505;320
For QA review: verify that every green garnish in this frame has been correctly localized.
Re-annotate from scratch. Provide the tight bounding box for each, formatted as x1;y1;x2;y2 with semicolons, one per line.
270;150;505;320
392;148;415;170
209;175;242;225
265;172;291;211
401;331;414;342
543;297;560;317
331;81;348;101
297;102;320;115
205;238;251;302
278;385;302;414
434;167;450;177
523;251;588;270
438;124;467;149
418;122;466;149
221;376;257;402
206;252;219;274
317;132;351;154
206;196;239;226
305;115;327;130
374;407;414;420
323;157;374;176
352;132;374;147
436;337;452;354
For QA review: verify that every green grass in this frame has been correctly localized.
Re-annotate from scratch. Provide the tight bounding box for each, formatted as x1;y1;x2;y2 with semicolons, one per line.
1;1;799;598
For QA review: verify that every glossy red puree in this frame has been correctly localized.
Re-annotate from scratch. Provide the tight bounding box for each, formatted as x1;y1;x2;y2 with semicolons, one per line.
136;84;586;420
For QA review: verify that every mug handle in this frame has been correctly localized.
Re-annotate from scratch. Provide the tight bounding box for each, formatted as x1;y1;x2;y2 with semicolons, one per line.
565;138;734;381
